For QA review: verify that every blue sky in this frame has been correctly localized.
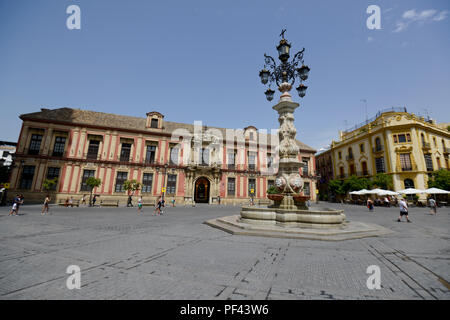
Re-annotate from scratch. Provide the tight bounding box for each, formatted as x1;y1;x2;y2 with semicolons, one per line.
1;0;449;151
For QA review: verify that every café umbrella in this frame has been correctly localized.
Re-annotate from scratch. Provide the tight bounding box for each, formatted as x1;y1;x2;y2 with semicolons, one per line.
397;188;426;195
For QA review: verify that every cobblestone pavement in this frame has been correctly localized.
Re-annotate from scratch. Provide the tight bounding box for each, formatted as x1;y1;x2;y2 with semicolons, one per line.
0;201;449;300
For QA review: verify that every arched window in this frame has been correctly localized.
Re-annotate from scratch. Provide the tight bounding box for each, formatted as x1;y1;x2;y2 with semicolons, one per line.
404;178;415;189
375;137;382;151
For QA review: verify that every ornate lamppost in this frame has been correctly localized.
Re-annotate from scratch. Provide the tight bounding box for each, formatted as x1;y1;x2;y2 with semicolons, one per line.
259;30;311;209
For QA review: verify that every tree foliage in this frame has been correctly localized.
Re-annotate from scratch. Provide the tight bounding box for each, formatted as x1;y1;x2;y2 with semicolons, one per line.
427;169;450;191
123;179;142;195
372;173;393;190
328;179;345;195
42;178;57;191
86;177;102;206
343;175;371;192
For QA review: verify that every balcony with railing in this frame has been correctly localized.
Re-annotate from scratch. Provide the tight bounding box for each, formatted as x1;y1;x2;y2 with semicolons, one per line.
346;154;354;161
396;164;418;172
85;152;100;161
422;142;431;149
372;145;384;153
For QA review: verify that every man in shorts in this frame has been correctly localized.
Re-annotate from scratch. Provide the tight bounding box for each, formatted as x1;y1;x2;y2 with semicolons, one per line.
397;198;411;222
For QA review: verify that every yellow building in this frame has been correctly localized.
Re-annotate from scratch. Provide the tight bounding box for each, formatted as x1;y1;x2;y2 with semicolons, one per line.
316;107;450;196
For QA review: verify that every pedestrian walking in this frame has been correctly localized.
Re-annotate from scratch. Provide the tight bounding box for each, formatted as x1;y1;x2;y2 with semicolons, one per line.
428;197;437;215
367;198;374;212
397;198;411;222
127;195;133;207
8;194;20;216
92;195;97;206
81;194;87;205
137;196;143;213
171;197;175;207
154;197;162;215
160;198;165;214
42;195;51;215
16;194;24;214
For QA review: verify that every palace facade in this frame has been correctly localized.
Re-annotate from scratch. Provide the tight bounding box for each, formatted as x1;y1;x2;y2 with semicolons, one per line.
316;107;450;198
9;107;317;204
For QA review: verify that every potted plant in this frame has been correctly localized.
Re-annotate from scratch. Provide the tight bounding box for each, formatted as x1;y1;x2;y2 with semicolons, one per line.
267;186;284;202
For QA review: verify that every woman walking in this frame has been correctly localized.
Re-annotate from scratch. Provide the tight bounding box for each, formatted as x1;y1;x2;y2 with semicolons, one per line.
137;196;143;213
154;197;162;215
42;195;51;215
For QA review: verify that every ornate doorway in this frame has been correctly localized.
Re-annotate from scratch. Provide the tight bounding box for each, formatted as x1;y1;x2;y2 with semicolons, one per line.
194;177;210;203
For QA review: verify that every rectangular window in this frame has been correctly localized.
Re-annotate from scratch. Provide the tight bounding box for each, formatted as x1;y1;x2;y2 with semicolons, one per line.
393;135;398;143
406;133;411;142
145;145;156;164
424;154;433;171
304;182;310;196
169;146;179;165
267;153;274;168
20;165;35;189
201;148;209;166
400;154;412;171
120;143;132;162
360;144;364;153
166;174;177;195
142;173;153;193
227;177;235;196
28;134;43;155
80;170;95;191
115;172;128;192
150;118;158;128
398;134;406;143
375;157;385;173
227;151;235;169
338;152;342;160
86;140;100;160
46;167;60;190
248;152;256;171
302;158;309;176
52;136;66;157
248;178;256;196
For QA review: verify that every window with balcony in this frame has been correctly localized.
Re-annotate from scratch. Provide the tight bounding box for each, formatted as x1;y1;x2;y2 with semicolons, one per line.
347;148;353;160
227;151;235;169
115;172;128;192
248;152;256;171
86;140;100;160
20;165;35;189
374;137;382;152
399;153;412;171
120;143;132;162
227;178;235;196
424;154;433;171
360;144;364;153
80;170;95;191
338;152;342;160
166;174;177;195
169;146;179;165
52;136;66;157
375;157;385;173
200;148;210;166
362;161;368;176
28;134;42;155
145;145;156;164
302;158;309;176
142;173;153;193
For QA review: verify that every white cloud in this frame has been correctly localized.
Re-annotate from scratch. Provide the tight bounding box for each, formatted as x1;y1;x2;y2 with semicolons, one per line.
433;10;449;21
394;8;447;32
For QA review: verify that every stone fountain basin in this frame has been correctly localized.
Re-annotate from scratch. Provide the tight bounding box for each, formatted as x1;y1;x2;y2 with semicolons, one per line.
240;206;346;228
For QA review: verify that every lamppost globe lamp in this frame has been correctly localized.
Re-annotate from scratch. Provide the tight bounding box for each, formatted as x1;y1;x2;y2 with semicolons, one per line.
296;83;307;98
264;88;275;101
276;38;291;63
259;69;270;84
297;65;310;81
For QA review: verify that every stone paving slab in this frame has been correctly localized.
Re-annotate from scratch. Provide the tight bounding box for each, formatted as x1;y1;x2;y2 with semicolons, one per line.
0;202;449;299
